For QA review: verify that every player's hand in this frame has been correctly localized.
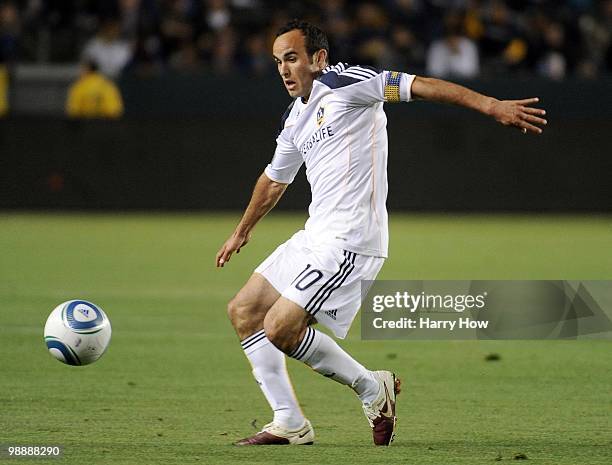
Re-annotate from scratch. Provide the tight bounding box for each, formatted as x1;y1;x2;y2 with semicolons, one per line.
216;232;250;267
489;97;547;134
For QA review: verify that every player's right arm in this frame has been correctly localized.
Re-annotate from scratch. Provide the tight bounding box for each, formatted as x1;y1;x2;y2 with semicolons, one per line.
216;173;288;267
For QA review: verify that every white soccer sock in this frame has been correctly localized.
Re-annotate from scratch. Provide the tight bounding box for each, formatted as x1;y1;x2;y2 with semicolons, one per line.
289;327;380;404
241;329;305;430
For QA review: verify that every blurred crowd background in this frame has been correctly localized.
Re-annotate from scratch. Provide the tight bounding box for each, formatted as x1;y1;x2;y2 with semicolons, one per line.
1;0;611;82
1;1;611;212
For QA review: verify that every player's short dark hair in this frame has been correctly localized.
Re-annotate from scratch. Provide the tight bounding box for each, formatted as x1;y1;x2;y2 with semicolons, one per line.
276;19;329;63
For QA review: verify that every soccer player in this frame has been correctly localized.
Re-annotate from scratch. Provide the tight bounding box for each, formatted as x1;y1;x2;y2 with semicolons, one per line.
216;20;546;446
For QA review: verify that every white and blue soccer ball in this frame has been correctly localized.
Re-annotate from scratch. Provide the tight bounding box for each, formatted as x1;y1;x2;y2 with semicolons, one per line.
44;300;112;366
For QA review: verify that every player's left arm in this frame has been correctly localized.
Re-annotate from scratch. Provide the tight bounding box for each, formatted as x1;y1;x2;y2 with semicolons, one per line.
410;76;547;134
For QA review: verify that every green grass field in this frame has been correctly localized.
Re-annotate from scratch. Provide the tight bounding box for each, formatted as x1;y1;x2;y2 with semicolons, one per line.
1;212;611;465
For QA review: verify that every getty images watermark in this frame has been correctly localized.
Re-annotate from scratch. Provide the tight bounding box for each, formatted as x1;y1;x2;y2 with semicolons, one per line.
360;281;612;340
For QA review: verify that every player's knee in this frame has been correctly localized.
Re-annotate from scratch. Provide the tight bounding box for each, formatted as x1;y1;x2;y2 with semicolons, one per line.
227;297;253;333
263;322;290;353
263;315;300;355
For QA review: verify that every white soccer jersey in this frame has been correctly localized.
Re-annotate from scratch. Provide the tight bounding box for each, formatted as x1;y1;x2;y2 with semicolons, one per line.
265;63;416;258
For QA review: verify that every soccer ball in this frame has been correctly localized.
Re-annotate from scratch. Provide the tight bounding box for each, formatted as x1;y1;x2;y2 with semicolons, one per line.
43;300;112;366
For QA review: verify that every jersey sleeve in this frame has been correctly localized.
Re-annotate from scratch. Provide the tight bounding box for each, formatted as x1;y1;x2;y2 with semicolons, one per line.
319;65;416;106
264;127;303;184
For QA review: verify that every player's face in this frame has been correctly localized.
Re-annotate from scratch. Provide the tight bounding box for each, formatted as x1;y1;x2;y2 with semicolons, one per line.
273;30;326;100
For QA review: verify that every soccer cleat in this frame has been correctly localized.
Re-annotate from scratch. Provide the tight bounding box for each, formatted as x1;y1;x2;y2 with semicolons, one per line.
234;419;315;446
362;370;401;446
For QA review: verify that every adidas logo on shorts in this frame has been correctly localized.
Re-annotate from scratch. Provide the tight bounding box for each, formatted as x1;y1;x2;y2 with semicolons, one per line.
324;309;338;320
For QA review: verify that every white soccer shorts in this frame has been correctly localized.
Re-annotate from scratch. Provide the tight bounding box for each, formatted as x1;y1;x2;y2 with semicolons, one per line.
254;230;384;339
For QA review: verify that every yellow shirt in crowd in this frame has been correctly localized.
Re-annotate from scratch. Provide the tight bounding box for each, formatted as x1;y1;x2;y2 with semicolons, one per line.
0;65;8;117
66;72;124;119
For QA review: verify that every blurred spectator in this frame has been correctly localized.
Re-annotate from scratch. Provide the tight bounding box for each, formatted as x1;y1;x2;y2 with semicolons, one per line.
210;25;237;73
0;1;18;117
383;24;425;71
159;0;197;65
66;61;124;119
240;32;273;75
388;0;429;42
479;0;526;74
82;19;133;79
321;0;352;62
191;1;239;74
426;12;479;78
0;1;20;63
205;0;231;31
119;0;140;39
129;34;164;76
604;0;612;72
353;3;391;67
0;63;8;116
578;0;612;76
169;39;202;71
536;21;567;80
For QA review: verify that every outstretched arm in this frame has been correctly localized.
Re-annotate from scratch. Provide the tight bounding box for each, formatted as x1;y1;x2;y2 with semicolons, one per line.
216;173;288;267
410;76;547;134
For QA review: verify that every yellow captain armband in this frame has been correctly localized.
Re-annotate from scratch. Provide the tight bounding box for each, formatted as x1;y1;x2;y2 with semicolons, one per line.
384;71;401;103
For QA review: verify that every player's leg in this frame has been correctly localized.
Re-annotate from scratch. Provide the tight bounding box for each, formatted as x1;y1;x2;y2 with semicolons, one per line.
264;297;379;403
227;272;277;339
227;273;307;437
265;250;401;446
